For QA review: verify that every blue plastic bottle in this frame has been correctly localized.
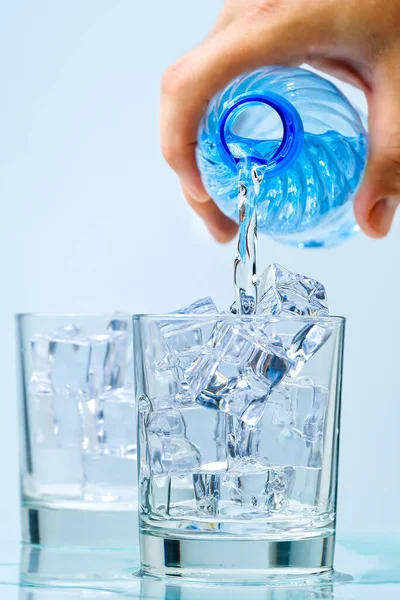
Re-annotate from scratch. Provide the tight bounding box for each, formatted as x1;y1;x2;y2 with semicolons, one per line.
196;67;368;248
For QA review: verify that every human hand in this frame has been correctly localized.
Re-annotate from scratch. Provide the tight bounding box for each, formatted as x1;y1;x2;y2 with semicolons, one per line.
161;0;400;242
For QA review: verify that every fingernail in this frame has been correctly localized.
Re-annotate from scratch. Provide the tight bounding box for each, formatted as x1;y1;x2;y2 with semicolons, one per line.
369;197;399;235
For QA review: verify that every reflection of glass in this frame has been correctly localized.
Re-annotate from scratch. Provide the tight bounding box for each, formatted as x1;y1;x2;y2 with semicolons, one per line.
19;543;140;592
140;578;335;600
16;314;137;548
134;314;344;580
18;588;126;600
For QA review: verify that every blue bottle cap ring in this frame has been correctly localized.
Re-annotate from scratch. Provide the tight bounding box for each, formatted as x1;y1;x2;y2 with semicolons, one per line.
218;92;304;178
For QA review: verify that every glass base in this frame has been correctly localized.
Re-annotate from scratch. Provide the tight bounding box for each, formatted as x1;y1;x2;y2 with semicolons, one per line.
140;530;335;581
21;503;139;548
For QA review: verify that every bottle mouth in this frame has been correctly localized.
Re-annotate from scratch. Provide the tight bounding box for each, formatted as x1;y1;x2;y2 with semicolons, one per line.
218;92;304;178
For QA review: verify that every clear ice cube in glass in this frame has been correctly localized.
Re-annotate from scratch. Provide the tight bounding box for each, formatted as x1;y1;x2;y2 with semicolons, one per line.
184;320;291;424
257;263;329;317
256;263;332;377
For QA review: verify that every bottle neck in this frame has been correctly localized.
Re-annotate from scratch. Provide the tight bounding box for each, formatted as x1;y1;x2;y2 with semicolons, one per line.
218;92;304;178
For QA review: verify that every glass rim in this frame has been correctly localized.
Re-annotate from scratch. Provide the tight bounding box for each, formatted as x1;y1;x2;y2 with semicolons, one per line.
14;313;130;319
132;313;345;324
15;313;345;325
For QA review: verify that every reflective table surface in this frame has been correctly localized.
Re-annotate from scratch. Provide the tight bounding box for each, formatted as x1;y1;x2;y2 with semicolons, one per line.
0;535;399;599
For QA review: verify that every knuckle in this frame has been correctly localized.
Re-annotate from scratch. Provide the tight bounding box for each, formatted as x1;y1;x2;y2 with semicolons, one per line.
161;57;195;97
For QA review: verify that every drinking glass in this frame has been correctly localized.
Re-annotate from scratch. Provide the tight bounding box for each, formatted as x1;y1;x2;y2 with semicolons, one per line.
134;313;344;580
16;314;137;548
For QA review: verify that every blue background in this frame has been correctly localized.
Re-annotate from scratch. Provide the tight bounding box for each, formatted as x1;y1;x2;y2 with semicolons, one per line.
0;0;399;540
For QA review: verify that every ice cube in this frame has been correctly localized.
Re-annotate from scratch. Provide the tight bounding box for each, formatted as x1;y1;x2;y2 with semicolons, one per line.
28;336;86;497
195;370;236;411
52;389;84;447
154;298;219;396
184;321;239;400
106;316;133;389
150;437;202;476
82;388;136;458
225;379;328;470
258;378;328;468
31;394;58;447
227;459;270;509
30;325;130;398
144;321;185;401
144;404;228;517
227;417;262;461
159;297;218;352
147;408;201;475
225;459;294;513
30;332;59;395
152;393;192;410
171;296;218;317
27;393;84;498
193;473;220;515
30;386;84;450
188;322;291;425
182;405;230;472
80;385;137;502
148;407;186;437
257;263;329;317
174;404;229;469
256;264;331;376
246;342;291;389
302;385;329;444
221;326;254;365
198;375;267;427
147;473;195;517
287;322;332;377
264;467;295;513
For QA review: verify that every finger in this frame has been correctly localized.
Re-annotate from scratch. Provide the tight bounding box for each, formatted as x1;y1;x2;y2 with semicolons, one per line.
182;185;238;243
208;1;236;35
308;57;371;95
160;11;312;202
354;55;400;237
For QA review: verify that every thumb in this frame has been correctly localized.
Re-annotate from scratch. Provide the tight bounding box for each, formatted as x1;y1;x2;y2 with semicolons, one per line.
354;57;400;238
